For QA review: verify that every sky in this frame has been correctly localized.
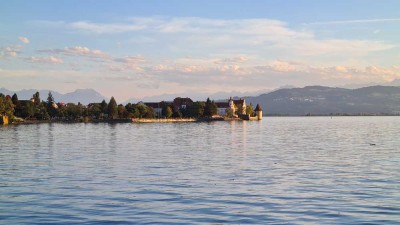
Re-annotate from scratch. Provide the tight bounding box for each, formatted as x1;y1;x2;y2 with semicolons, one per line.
1;0;400;101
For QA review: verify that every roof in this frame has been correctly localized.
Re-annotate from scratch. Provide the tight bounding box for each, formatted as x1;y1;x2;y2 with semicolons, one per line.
233;99;245;105
255;104;262;111
173;97;193;107
144;102;162;108
215;102;229;108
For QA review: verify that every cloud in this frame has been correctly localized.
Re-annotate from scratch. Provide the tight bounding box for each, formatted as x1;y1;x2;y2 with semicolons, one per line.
63;17;394;57
214;56;249;65
267;60;305;72
18;36;30;44
304;18;400;25
0;46;21;59
114;55;146;64
39;46;108;58
70;21;146;34
33;17;396;62
107;55;147;72
365;65;400;81
18;17;400;98
26;56;63;64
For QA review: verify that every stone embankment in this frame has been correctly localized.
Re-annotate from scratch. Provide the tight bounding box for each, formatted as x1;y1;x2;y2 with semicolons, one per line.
132;118;197;123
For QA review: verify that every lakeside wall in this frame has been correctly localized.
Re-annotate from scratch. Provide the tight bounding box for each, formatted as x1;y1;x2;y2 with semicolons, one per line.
132;118;197;123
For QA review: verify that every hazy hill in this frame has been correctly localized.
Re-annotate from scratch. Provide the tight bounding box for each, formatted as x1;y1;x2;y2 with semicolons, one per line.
246;86;400;115
0;88;107;105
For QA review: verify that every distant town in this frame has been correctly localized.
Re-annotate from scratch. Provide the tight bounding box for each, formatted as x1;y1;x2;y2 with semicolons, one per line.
0;91;262;124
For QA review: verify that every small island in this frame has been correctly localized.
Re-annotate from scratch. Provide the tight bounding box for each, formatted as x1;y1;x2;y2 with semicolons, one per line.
0;91;262;125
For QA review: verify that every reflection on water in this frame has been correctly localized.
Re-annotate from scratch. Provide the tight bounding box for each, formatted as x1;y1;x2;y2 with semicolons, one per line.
0;117;399;224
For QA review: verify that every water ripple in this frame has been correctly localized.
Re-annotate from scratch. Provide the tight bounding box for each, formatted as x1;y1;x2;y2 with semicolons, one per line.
1;117;399;224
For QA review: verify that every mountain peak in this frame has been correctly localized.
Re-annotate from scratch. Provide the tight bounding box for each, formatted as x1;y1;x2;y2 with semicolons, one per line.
0;88;106;104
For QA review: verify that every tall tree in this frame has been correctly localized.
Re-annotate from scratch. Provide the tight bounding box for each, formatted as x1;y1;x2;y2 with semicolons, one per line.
46;91;57;118
204;98;217;117
246;103;254;116
11;93;19;106
117;104;128;118
162;105;173;118
108;96;118;119
100;100;108;114
211;100;218;115
187;102;205;118
15;100;34;119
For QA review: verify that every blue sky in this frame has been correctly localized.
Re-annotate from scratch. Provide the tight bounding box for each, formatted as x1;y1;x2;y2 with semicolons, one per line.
1;1;400;101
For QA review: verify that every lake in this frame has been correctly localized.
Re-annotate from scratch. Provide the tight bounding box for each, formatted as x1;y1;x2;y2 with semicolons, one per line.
1;117;399;224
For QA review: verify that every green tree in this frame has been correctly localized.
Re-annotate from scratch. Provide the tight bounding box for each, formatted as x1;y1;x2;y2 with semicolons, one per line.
226;108;234;118
0;96;15;120
187;102;205;118
11;93;19;106
211;100;217;115
89;103;102;119
204;98;217;117
236;104;244;116
46;91;57;118
144;106;155;118
100;99;108;114
125;103;141;118
108;97;118;119
20;101;35;119
246;103;254;116
35;102;49;120
172;110;182;118
117;104;128;118
162;105;173;118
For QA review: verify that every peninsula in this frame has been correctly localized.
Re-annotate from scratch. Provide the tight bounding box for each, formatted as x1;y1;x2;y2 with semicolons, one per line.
0;91;262;125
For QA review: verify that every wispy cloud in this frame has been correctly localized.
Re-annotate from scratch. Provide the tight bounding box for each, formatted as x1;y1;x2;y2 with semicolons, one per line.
0;46;22;59
12;16;400;99
70;21;146;34
39;46;108;58
18;36;30;44
49;17;395;58
214;56;249;65
26;56;63;64
304;18;400;25
114;55;146;64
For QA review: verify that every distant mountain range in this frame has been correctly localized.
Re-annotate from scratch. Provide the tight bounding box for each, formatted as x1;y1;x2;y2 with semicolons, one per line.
0;88;107;105
122;89;276;104
246;85;400;115
2;83;400;115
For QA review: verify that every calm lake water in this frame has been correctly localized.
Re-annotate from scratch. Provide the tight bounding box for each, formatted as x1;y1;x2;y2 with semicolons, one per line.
1;117;399;224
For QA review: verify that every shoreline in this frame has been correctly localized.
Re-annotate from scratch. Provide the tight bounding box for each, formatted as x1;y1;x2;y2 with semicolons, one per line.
5;114;400;126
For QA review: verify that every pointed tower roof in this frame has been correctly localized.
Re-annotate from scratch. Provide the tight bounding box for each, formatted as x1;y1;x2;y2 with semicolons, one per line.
255;104;262;111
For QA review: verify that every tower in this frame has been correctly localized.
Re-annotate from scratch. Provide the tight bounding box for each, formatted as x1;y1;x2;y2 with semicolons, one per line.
254;104;262;120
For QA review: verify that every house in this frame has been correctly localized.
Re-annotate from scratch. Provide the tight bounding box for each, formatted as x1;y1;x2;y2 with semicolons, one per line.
232;98;246;115
215;97;247;117
173;97;193;111
143;97;193;117
215;102;230;116
143;102;163;117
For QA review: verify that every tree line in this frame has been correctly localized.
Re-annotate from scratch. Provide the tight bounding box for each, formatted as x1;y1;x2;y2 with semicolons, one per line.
0;92;253;123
